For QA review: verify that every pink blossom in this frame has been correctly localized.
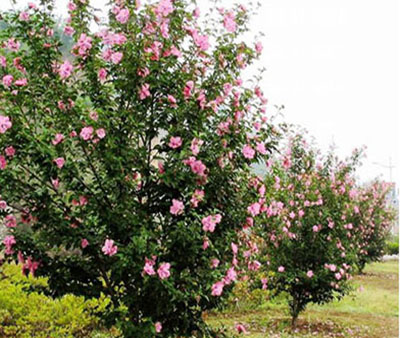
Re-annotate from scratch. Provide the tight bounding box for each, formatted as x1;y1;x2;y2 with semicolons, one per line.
157;262;171;280
5;215;17;228
211;281;224;296
155;0;174;17
98;68;107;83
307;270;314;278
89;111;98;121
111;52;123;64
28;2;37;9
0;201;7;209
64;26;75;36
211;258;220;268
202;239;209;250
167;95;177;107
139;83;151;100
225;267;237;283
0;115;12;134
193;33;210;51
73;33;92;56
67;2;77;11
190;189;205;207
256;142;267;155
255;41;263;54
81;238;89;248
59;60;73;79
202;214;222;232
96;128;106;139
183;157;207;177
143;258;156;276
3;235;16;255
0;56;6;68
335;272;342;280
170;199;184;215
52;133;64;145
169;136;182;149
235;323;247;334
247;202;261;217
7;38;20;51
80;126;94;140
19;12;30;21
183;81;194;99
312;225;319;232
242;144;255;159
190;138;204;156
155;322;162;333
15;78;27;86
223;12;237;32
278;266;285;273
5;146;15;157
54;157;65;169
116;8;130;24
51;178;59;189
102;239;118;256
2;75;13;87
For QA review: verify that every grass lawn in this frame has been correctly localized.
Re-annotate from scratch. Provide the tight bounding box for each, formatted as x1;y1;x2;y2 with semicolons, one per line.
207;260;399;337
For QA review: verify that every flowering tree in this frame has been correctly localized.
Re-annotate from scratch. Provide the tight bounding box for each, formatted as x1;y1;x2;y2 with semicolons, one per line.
243;135;364;328
0;0;278;336
351;181;396;272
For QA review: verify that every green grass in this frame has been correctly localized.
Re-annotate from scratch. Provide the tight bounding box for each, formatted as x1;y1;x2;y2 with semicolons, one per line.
208;260;399;337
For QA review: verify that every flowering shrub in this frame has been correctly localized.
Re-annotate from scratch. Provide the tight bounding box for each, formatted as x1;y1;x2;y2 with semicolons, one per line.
242;135;366;327
350;181;396;272
0;0;278;336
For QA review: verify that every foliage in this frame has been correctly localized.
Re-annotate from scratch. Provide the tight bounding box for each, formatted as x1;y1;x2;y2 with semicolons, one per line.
0;262;113;338
0;0;278;336
385;238;399;256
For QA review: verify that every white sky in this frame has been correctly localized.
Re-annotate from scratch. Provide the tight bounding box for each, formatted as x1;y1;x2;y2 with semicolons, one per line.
4;0;400;188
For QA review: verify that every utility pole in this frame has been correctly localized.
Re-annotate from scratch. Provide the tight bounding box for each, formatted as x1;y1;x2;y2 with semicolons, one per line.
373;157;395;183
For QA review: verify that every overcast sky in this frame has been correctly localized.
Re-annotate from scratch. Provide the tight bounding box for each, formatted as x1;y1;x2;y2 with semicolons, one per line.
4;0;400;188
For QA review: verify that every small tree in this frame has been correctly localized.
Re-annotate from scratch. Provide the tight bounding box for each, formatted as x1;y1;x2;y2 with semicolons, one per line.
351;181;396;272
0;0;278;336
247;135;363;328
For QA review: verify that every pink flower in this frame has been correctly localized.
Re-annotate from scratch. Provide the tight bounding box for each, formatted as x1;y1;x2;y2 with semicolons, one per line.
242;145;255;159
183;157;207;177
19;12;30;21
169;136;182;149
73;33;92;56
235;323;247;334
167;94;177;107
81;238;89;248
54;157;65;169
143;257;156;276
111;52;123;64
0;155;6;170
247;202;261;217
223;12;237;32
2;75;13;87
5;146;15;157
51;178;59;189
64;26;75;36
15;78;28;86
306;270;314;278
80;126;94;141
193;33;210;51
190;189;205;208
190;138;203;156
7;38;20;51
256;142;267;155
116;8;130;24
3;235;16;255
96;128;106;139
157;262;171;280
211;258;220;268
0;56;6;68
170;199;184;215
155;322;162;333
211;281;224;296
312;225;319;232
202;214;222;233
139;83;151;100
59;60;73;79
155;0;174;17
102;239;118;256
52;133;64;145
67;2;77;11
335;272;342;280
0;115;12;134
5;215;17;228
98;68;107;82
255;41;263;54
183;81;194;99
278;266;285;273
202;239;209;250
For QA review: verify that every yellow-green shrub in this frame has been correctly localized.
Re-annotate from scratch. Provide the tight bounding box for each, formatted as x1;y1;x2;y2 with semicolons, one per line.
0;263;112;338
